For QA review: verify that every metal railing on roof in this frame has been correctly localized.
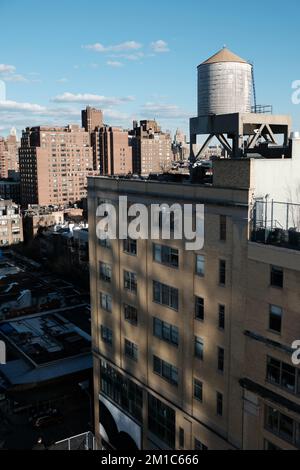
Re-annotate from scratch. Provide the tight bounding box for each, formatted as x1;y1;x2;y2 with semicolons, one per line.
251;200;300;251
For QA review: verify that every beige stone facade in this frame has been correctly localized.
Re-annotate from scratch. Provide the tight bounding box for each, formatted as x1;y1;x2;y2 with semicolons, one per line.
88;137;300;450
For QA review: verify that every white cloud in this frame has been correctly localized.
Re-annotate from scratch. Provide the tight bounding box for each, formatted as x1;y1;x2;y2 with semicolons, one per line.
107;61;123;68
82;41;142;53
110;52;145;61
150;40;170;53
56;78;69;83
51;92;134;106
2;74;28;83
0;100;46;113
0;64;16;74
0;64;39;83
141;102;189;119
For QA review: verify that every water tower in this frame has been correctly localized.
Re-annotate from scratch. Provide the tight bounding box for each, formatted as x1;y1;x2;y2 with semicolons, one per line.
198;47;252;116
190;48;291;161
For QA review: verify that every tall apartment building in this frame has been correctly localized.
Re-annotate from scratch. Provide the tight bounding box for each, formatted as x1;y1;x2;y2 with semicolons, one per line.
130;120;173;175
96;126;132;176
82;106;103;134
19;125;97;207
88;131;300;451
0;133;19;179
0;199;23;246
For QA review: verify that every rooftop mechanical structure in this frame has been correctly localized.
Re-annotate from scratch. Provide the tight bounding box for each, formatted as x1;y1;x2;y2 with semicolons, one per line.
190;48;291;162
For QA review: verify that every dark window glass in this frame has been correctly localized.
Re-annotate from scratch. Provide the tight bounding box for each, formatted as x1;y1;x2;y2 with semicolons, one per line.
219;260;226;286
179;428;185;448
153;244;179;268
194;379;203;402
153;356;179;386
100;360;143;422
195;439;208;451
220;215;227;242
217;392;223;417
125;339;138;362
195;297;204;321
269;305;283;334
196;255;205;277
148;394;176;448
99;236;111;249
153;281;179;311
153;318;179;347
271;266;284;288
218;347;225;373
195;337;204;361
124;271;137;293
124;238;137;256
124;304;138;326
99;262;112;283
265;406;298;446
101;326;113;345
267;357;297;394
219;305;225;330
264;440;281;451
100;293;112;313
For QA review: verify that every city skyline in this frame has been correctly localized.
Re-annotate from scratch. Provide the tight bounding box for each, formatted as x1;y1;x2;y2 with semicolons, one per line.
0;0;300;137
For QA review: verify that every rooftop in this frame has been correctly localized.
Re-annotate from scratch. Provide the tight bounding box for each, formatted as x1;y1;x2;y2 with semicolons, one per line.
0;253;89;319
0;306;91;367
201;47;249;65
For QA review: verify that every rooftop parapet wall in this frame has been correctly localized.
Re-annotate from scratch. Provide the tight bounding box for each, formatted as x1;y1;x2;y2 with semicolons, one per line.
213;159;252;190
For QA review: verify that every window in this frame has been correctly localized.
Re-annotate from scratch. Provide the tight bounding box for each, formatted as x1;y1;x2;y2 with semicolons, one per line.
99;262;112;283
194;379;203;402
99;236;111;249
219;305;225;330
124;238;137;256
195;439;208;451
153;318;179;346
220;215;227;242
124;271;137;294
267;356;298;395
196;255;205;277
153;356;179;386
264;440;281;451
269;305;283;334
125;340;138;362
195;337;204;361
195;297;204;321
124;304;138;326
218;347;225;373
101;326;113;345
153;281;179;311
153;244;179;268
148;394;176;448
271;266;284;288
100;293;112;313
219;260;226;286
265;406;300;447
101;360;143;422
216;392;223;417
179;428;185;448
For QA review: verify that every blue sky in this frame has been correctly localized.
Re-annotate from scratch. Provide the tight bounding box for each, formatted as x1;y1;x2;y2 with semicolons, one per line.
0;0;300;137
